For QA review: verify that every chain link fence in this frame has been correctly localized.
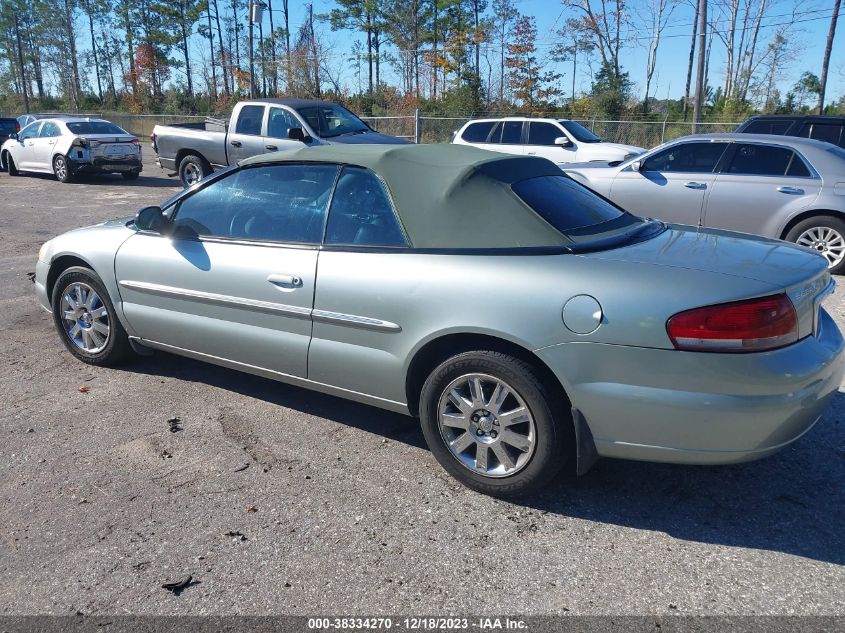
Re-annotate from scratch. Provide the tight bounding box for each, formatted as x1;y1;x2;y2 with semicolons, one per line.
4;110;743;148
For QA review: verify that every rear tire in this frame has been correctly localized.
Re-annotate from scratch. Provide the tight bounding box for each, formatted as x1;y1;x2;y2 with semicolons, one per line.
51;266;133;366
419;350;569;497
785;215;845;274
6;153;19;176
178;153;210;187
53;154;72;183
122;171;140;180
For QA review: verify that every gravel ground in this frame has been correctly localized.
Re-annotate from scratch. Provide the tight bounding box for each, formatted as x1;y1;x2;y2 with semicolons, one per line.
1;150;844;617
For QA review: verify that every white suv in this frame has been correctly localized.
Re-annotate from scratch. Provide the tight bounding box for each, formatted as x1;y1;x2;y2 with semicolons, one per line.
451;117;645;165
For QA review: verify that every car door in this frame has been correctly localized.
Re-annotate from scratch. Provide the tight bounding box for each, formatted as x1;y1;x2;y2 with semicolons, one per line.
33;121;60;169
308;165;411;401
264;106;310;153
227;104;267;163
609;141;730;226
703;143;822;237
524;121;574;162
14;121;42;169
114;162;340;378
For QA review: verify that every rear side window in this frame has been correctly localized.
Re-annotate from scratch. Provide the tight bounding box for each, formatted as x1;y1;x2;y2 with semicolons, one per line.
235;105;264;136
642;142;727;173
743;120;792;135
725;144;798;176
809;123;843;146
528;122;563;146
512;175;624;232
171;163;339;243
39;122;60;138
325;167;407;247
461;121;495;143
501;121;523;144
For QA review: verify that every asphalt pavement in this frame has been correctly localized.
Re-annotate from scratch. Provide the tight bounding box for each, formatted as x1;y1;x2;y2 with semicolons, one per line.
1;150;843;617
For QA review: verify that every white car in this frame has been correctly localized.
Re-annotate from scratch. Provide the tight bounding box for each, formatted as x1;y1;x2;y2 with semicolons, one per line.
451;117;645;164
0;117;142;182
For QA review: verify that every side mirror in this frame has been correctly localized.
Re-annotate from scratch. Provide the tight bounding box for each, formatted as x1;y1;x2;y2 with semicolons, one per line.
288;127;313;144
630;160;642;173
554;136;573;148
135;205;167;232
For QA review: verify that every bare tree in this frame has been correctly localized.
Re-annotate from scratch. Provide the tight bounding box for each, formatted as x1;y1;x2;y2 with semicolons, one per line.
563;0;628;80
637;0;678;111
683;0;699;119
817;0;841;114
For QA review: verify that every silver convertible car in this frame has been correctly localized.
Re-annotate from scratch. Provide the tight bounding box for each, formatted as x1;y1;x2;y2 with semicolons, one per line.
35;144;845;495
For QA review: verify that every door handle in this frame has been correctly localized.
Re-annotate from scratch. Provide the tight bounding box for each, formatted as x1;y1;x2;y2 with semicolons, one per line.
230;140;242;147
267;273;302;287
684;181;707;190
777;186;804;195
527;151;536;155
265;145;278;151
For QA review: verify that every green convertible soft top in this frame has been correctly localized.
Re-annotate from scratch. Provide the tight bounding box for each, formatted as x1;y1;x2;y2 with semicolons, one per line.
240;143;570;249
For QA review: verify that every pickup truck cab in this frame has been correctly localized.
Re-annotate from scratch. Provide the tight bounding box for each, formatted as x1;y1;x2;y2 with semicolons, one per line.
152;98;408;186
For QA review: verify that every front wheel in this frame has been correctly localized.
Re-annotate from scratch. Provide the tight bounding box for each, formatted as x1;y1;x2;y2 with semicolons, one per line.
419;351;569;497
6;153;19;176
785;215;845;274
51;267;133;366
53;154;72;183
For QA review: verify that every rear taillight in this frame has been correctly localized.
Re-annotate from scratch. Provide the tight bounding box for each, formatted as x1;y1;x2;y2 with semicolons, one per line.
15;122;20;132
149;133;155;144
666;294;798;353
132;137;140;144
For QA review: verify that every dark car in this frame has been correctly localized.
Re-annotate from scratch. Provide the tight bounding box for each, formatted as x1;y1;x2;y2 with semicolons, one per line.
736;115;845;147
0;118;19;171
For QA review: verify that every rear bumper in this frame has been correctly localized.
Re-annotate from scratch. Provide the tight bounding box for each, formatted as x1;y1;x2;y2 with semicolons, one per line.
157;157;177;172
68;155;142;174
35;259;50;312
536;307;845;465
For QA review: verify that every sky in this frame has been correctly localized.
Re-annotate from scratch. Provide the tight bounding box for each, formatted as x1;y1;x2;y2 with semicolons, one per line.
270;0;845;108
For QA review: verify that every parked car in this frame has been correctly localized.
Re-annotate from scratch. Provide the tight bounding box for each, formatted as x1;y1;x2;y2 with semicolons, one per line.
0;117;18;170
34;144;843;495
151;98;409;187
451;117;645;164
737;114;845;147
562;133;845;273
1;117;142;182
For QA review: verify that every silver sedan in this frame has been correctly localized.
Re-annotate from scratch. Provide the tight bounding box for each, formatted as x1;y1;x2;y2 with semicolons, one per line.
34;144;845;495
562;134;845;273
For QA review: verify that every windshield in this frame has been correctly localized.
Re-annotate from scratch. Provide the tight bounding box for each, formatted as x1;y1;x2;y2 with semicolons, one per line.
296;104;369;138
512;175;655;245
66;121;129;135
559;120;602;143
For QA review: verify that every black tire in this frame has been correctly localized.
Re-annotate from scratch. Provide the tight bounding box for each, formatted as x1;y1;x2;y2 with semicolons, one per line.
6;153;19;176
53;154;72;183
51;266;133;366
785;215;845;275
178;153;210;187
419;350;570;497
122;171;140;180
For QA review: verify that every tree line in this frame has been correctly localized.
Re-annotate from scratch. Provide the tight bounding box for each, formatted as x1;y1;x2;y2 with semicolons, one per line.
0;0;842;120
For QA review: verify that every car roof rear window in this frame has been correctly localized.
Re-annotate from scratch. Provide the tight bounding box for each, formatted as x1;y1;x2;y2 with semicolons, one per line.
66;121;128;135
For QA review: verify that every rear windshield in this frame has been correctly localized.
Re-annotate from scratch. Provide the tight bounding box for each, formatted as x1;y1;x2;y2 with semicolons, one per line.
512;175;643;243
66;121;128;135
0;120;16;134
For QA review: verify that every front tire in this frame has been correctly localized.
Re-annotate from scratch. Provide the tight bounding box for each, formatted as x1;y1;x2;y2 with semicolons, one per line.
178;153;210;187
419;351;569;497
785;215;845;274
53;154;72;183
6;153;19;176
51;267;133;366
122;171;140;180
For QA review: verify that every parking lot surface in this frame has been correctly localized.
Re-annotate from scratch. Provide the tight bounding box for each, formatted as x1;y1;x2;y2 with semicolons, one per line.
1;151;844;616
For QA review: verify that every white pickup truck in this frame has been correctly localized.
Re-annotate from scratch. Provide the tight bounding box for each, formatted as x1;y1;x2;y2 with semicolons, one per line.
152;98;408;186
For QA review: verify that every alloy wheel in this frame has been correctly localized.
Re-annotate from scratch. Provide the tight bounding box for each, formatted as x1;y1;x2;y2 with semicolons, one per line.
182;162;201;185
59;282;110;354
54;156;67;181
796;226;845;269
437;373;536;478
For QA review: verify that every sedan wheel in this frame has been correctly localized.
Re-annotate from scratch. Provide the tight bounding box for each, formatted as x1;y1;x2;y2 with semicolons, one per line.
419;350;570;496
796;226;845;270
786;215;845;274
51;267;133;366
438;373;536;477
53;155;71;183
